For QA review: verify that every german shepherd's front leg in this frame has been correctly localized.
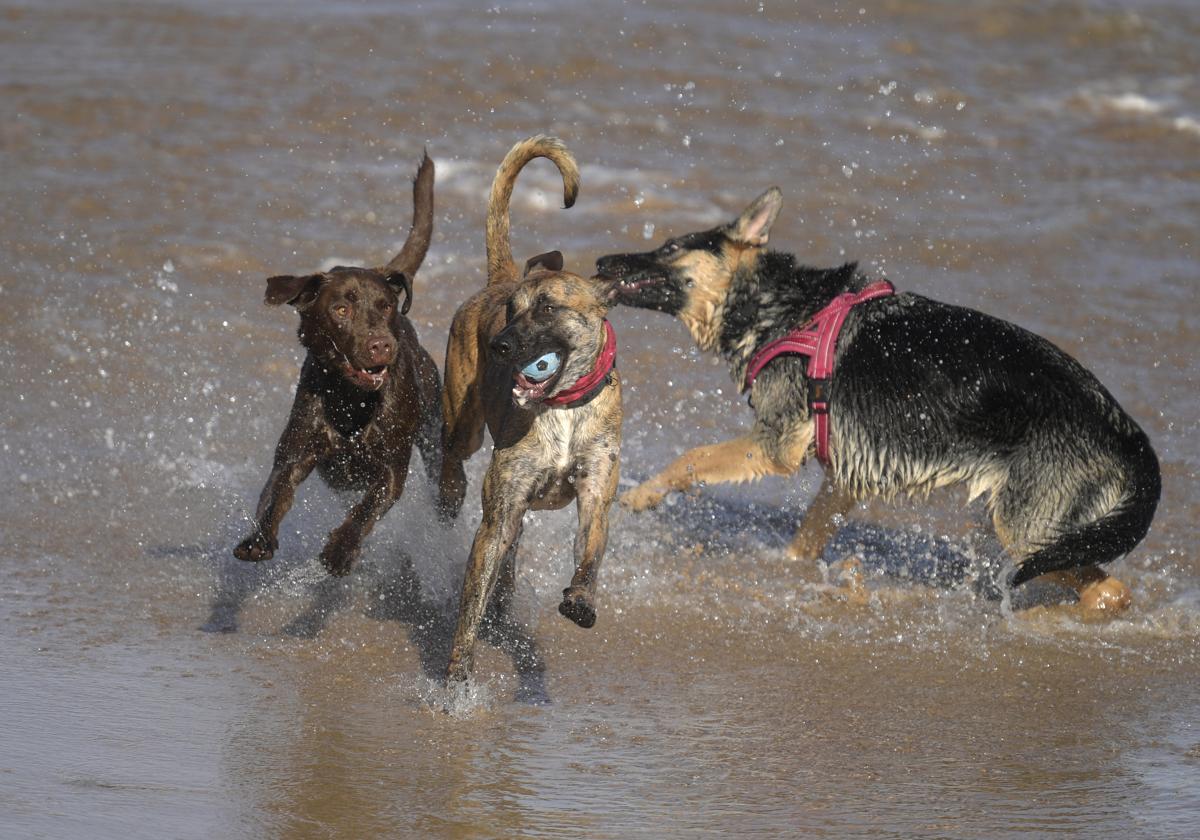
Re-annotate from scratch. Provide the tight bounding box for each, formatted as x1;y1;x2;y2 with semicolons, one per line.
447;467;529;684
788;474;856;561
621;424;813;512
559;454;620;628
320;462;409;576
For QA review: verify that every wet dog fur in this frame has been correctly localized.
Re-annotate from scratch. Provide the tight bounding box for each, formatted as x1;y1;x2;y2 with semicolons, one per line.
440;136;622;684
234;153;443;577
596;187;1160;613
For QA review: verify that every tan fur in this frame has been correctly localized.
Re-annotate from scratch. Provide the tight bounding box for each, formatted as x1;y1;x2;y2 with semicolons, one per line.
788;476;857;562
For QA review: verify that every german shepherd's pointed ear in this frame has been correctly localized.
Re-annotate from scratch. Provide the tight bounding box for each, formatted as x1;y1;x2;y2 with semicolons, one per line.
386;271;413;315
265;274;323;307
727;187;782;247
524;250;564;277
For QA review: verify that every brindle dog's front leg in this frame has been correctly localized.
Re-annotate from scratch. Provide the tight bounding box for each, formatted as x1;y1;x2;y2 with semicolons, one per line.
235;445;320;562
559;456;620;628
447;468;528;684
621;426;812;512
320;465;409;576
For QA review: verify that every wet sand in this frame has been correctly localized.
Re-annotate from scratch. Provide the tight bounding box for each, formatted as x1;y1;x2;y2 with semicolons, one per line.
2;0;1199;837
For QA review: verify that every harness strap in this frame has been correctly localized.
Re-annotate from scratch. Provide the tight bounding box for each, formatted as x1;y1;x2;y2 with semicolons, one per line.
543;320;617;408
743;280;895;465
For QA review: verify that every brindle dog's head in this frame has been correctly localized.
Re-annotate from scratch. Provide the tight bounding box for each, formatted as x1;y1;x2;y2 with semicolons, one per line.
489;250;613;407
595;187;782;351
265;266;413;391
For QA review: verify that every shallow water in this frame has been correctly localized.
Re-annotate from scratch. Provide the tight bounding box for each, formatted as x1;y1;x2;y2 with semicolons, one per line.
2;0;1199;837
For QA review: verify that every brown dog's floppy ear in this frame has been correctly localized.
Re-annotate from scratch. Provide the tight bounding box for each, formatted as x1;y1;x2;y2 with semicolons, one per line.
265;274;323;307
727;187;782;247
386;271;413;315
524;250;564;277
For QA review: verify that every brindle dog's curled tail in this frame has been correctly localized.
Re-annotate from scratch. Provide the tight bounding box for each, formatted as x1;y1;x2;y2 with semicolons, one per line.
383;151;435;279
486;135;579;286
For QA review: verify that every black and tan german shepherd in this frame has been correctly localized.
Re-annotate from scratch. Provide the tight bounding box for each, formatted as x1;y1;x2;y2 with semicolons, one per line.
595;187;1160;613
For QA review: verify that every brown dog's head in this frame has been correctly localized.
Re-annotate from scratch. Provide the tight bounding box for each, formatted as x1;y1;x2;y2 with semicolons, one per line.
489;251;614;407
594;187;782;351
265;266;412;391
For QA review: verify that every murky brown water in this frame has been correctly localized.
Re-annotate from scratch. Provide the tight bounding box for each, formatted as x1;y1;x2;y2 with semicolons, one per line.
2;0;1199;837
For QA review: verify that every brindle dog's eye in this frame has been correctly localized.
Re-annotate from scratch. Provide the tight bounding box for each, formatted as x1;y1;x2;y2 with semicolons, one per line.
542;302;555;314
333;304;350;318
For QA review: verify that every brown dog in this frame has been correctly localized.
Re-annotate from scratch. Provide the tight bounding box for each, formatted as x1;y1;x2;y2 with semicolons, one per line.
234;153;443;578
439;136;622;685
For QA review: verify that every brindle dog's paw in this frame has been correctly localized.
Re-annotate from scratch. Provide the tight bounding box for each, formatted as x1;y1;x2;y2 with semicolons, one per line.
619;483;666;512
558;586;596;628
234;531;276;562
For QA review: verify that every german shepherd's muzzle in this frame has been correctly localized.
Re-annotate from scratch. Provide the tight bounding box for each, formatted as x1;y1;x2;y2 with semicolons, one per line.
597;187;1160;615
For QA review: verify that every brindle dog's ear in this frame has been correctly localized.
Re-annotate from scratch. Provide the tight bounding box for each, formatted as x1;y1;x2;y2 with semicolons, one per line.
727;187;782;247
524;250;564;277
386;271;413;315
265;274;323;307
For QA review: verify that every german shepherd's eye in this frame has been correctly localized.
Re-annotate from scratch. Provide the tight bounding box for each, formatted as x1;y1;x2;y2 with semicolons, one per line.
332;304;350;318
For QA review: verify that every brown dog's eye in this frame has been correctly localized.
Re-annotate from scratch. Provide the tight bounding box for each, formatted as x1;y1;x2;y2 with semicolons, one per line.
542;302;555;314
333;304;350;318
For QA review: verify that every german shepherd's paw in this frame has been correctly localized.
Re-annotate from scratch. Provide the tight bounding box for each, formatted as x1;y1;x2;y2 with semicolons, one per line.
558;586;597;628
619;482;667;512
234;530;276;562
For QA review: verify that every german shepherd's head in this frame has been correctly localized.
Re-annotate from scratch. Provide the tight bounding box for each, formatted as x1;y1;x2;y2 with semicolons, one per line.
595;187;782;352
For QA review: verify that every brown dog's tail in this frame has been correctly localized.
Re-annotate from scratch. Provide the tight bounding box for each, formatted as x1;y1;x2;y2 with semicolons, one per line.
383;151;435;279
486;135;579;286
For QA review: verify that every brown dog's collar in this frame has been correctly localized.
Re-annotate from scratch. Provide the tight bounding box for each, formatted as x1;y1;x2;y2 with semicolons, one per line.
543;320;617;408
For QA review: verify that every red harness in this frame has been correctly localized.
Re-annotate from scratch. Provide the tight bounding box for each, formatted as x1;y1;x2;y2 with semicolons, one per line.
743;281;895;466
543;320;617;408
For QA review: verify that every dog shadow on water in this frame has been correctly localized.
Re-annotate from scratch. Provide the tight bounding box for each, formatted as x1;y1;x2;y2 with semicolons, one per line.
640;492;1077;610
195;545;550;705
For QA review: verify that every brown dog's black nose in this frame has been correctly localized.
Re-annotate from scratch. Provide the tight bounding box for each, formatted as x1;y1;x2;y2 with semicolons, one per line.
489;334;513;359
367;338;393;364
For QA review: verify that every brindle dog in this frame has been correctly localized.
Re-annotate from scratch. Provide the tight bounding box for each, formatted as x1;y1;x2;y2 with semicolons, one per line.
596;187;1160;614
234;153;442;577
440;136;621;685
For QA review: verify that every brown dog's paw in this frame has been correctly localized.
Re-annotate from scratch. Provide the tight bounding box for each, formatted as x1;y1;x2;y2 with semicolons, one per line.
558;587;596;628
319;528;360;577
619;483;666;512
234;531;276;562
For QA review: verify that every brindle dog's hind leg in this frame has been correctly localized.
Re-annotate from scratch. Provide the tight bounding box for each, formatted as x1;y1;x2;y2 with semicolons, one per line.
788;475;856;562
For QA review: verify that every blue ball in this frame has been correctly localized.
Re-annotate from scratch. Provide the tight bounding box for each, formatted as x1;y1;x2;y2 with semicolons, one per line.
521;351;562;382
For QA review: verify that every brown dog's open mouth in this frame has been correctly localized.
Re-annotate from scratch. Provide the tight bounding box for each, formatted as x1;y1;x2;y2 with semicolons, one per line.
512;369;563;405
342;363;389;391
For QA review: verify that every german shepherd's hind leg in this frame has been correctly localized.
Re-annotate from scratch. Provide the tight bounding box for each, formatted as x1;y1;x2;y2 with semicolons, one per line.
1039;566;1132;614
788;474;855;561
621;427;810;512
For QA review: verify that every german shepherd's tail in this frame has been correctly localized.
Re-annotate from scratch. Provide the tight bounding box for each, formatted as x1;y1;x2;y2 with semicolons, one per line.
383;151;435;279
1010;429;1161;587
486;135;579;286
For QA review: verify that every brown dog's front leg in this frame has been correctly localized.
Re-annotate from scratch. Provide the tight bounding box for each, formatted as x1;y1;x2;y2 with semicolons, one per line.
788;474;855;561
447;475;527;684
320;466;408;576
235;451;319;562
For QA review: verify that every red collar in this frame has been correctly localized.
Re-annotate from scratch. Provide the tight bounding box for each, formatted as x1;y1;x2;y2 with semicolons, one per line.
543;320;617;408
743;280;895;465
